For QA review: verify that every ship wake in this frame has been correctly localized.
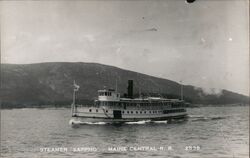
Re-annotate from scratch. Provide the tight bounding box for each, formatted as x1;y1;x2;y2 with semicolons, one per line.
69;119;168;125
69;119;108;125
189;115;228;122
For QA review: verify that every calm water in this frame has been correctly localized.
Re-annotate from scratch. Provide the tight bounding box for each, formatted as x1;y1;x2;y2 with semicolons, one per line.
1;106;249;158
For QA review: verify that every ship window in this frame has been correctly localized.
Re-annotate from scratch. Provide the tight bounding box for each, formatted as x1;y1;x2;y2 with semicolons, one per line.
96;109;98;112
122;111;124;114
149;111;151;114
140;111;142;114
136;111;138;114
106;110;108;113
127;111;129;114
131;111;133;114
105;92;107;96
89;109;92;112
144;111;146;114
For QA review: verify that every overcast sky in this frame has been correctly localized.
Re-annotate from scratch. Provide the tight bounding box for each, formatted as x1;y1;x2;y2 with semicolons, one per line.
1;0;249;95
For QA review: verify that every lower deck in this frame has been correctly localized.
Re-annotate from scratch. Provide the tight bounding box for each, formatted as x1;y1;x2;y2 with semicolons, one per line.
72;106;187;120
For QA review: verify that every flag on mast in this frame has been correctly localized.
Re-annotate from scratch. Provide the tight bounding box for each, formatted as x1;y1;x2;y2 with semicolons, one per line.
74;80;80;91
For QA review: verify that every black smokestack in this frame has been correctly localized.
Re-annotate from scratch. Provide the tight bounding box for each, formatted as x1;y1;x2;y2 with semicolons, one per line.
127;80;133;99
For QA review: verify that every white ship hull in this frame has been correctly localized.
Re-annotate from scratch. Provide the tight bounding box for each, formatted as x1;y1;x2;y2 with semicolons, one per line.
71;106;187;123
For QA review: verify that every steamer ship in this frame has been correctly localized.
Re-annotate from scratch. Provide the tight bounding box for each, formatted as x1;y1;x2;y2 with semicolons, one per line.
71;80;187;123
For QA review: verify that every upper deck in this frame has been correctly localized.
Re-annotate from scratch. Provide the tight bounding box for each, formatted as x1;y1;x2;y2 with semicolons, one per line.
97;89;182;103
120;97;182;103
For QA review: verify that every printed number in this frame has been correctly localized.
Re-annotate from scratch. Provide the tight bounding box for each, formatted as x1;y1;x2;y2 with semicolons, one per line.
185;146;200;151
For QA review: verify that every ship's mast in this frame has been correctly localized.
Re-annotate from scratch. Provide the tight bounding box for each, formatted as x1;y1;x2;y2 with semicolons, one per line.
180;80;183;101
71;80;80;116
72;81;76;105
139;86;142;98
115;79;118;92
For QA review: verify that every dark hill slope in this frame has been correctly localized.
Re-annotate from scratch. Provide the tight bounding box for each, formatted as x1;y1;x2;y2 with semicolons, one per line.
0;62;248;107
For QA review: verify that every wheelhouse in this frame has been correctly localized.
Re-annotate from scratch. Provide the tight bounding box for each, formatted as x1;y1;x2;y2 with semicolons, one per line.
98;89;120;101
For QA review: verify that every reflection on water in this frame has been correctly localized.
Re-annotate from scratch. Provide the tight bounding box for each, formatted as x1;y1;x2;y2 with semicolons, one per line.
1;106;249;158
